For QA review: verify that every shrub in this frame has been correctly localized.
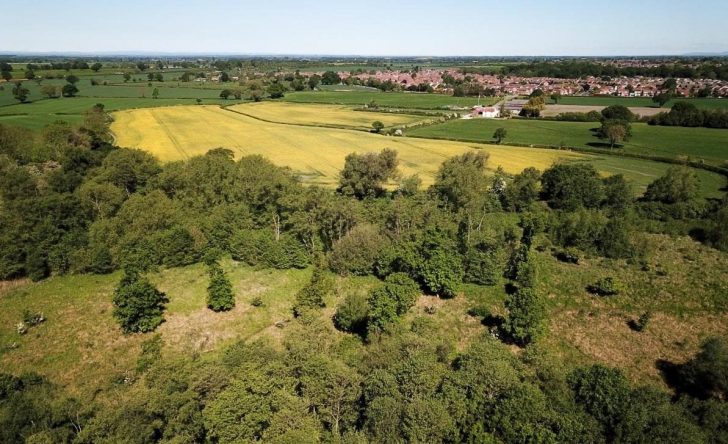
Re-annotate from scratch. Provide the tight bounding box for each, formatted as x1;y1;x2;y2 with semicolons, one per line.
112;269;167;333
334;292;369;335
293;267;333;317
207;262;235;312
329;224;386;276
587;277;622;297
250;296;263;307
643;166;699;204
230;229;308;269
464;241;501;286
555;247;580;264
418;248;463;298
503;286;547;345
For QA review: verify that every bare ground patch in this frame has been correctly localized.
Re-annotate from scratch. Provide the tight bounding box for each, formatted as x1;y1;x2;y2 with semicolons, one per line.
543;104;664;117
548;309;728;386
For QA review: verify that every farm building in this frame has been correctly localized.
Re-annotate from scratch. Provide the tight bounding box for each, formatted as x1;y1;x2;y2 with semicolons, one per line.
470;105;500;118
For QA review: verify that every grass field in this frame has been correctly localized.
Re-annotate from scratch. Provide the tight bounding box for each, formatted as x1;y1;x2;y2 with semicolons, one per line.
282;90;499;109
409;118;728;167
0;97;232;131
227;102;428;130
557;96;728;109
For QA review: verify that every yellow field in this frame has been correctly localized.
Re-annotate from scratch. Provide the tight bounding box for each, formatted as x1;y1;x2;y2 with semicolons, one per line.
227;102;427;129
112;105;587;186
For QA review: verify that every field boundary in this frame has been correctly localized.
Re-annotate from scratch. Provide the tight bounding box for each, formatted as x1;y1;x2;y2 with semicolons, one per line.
405;133;728;177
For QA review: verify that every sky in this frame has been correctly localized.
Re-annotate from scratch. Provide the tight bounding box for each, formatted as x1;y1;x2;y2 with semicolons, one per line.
3;0;727;56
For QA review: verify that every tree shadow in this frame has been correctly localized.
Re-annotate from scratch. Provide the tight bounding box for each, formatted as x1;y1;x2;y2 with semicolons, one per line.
586;142;623;149
656;359;685;394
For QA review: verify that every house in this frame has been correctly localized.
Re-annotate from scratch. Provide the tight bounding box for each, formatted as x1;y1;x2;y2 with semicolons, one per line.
471;105;500;118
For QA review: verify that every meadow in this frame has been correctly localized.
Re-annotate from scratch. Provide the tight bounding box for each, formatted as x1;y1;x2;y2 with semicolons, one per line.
282;90;499;109
409;117;728;167
227;101;428;130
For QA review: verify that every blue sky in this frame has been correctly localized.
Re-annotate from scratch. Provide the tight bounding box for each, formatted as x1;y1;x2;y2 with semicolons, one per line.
3;0;727;56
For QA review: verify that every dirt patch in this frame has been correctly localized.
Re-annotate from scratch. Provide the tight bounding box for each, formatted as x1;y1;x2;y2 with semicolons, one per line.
549;310;728;386
0;279;30;296
158;302;253;353
543;104;664;118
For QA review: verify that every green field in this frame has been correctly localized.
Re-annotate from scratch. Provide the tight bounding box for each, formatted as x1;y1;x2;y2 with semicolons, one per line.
409;118;728;167
557;96;728;109
0;97;233;131
282;90;498;109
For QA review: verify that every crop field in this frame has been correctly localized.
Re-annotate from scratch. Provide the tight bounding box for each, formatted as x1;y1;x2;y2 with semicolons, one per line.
409;117;728;167
556;96;728;109
111;105;590;186
227;102;428;130
282;90;499;109
110;104;725;195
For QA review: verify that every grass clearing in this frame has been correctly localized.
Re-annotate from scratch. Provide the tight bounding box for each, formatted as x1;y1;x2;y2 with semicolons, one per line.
0;261;312;397
227;102;428;130
111;105;587;186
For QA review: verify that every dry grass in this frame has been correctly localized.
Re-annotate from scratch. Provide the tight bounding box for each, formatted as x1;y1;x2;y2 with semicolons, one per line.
227;102;427;129
111;105;587;186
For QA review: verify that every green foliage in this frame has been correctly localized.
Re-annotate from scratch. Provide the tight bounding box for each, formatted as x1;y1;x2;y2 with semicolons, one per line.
207;262;235;312
677;337;728;400
367;273;420;336
329;224;386;276
61;83;78;97
371;120;384;133
493;127;507;144
503;286;547;345
463;240;500;285
503;167;541;211
644;165;699;204
338;148;399;198
432;151;490;211
293;267;333;317
334;291;369;334
541;163;605;210
230;229;309;270
136;334;163;373
418;246;463;298
112;269;167;333
587;276;622;297
569;365;631;437
601;104;636;122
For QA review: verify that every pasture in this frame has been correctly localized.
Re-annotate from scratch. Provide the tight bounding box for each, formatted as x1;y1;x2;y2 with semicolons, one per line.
409;117;728;168
227;101;428;130
282;90;499;109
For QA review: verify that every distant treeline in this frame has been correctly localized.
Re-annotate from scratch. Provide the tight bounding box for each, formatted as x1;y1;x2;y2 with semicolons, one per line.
649;102;728;129
462;60;728;81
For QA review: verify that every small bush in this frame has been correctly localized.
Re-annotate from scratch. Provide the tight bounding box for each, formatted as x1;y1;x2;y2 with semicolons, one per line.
629;311;651;332
555;248;580;264
250;296;263;307
207;262;235;312
587;277;622;297
22;310;45;326
333;292;369;335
